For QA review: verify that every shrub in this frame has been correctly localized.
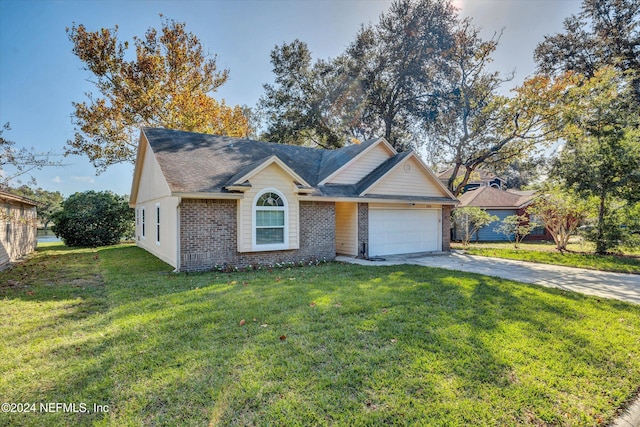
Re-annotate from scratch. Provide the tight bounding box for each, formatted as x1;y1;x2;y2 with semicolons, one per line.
52;191;134;247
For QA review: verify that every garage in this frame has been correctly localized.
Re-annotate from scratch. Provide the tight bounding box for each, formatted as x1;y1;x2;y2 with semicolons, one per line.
368;208;441;256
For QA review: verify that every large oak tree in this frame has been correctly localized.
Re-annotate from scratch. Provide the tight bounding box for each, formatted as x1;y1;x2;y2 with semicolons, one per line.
259;0;457;151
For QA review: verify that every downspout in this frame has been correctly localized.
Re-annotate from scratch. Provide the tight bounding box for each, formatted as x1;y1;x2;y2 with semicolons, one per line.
175;197;181;272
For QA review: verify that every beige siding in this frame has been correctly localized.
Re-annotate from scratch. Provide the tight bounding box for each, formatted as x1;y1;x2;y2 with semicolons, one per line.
335;202;357;256
135;196;179;268
367;157;448;197
237;163;299;252
327;143;392;184
0;201;37;268
136;140;172;204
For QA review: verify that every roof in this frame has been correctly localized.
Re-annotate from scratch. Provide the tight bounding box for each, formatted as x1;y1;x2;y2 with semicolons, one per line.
457;186;536;209
0;190;38;207
142;127;324;193
137;127;457;203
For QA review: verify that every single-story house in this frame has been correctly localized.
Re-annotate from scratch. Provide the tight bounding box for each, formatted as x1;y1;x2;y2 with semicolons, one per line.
129;128;458;272
0;190;38;268
452;186;551;241
437;167;506;193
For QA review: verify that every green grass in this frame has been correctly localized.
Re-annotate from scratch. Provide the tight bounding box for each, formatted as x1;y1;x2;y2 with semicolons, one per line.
452;242;640;274
2;243;640;426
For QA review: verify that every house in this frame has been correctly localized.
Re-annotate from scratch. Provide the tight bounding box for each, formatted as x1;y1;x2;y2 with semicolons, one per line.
0;191;38;268
452;186;550;241
437;167;506;193
129;128;458;272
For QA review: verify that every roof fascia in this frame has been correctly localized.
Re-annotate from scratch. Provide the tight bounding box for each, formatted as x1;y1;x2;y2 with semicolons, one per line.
299;194;459;205
359;151;457;201
172;192;243;200
230;155;312;188
129;130;148;207
318;137;397;185
0;192;38;207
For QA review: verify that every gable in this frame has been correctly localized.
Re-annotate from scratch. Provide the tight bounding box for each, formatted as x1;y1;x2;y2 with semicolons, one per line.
237;162;300;253
364;156;452;198
323;140;395;185
130;135;171;205
226;156;312;189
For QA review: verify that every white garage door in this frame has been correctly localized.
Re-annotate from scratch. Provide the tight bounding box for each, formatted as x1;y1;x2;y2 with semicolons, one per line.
369;209;440;256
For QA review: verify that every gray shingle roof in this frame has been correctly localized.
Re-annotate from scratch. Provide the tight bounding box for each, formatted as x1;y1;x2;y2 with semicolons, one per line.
143;127;324;193
141;127;456;203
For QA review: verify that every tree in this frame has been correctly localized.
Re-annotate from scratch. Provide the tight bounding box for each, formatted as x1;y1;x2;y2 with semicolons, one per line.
494;214;537;249
258;41;357;148
66;18;251;171
259;0;457;150
534;0;640;101
10;185;63;230
452;206;498;246
495;157;548;190
427;20;573;196
552;67;640;254
527;186;588;251
52;191;134;247
344;0;457;150
1;122;61;188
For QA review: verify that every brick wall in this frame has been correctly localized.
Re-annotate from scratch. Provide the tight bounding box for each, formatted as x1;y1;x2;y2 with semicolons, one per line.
357;203;368;258
441;205;451;251
179;199;336;272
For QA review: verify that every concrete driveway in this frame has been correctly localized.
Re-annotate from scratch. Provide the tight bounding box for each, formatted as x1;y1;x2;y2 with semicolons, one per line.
336;251;640;305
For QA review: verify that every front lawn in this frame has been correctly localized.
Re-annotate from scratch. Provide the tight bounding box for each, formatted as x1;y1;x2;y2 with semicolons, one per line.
1;243;640;426
452;242;640;274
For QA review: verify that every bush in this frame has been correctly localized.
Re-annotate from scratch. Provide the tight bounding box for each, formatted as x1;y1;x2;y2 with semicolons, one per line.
52;191;134;247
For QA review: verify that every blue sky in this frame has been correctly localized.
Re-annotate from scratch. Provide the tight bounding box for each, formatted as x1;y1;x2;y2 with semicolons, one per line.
0;0;581;197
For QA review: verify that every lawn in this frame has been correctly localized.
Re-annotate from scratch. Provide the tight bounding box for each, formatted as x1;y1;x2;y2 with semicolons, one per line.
1;243;640;426
452;241;640;274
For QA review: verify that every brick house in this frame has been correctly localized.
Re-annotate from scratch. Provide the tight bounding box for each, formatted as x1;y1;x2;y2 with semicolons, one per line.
129;128;458;272
0;191;38;268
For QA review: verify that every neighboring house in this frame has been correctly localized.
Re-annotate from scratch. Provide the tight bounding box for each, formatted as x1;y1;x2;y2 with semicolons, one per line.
438;167;506;193
129;128;458;272
0;191;38;268
452;186;550;242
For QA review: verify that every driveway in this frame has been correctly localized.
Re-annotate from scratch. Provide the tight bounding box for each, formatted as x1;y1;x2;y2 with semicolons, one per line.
336;251;640;305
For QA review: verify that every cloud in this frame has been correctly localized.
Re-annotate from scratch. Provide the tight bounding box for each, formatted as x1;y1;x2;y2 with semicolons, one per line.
72;176;95;184
52;176;62;183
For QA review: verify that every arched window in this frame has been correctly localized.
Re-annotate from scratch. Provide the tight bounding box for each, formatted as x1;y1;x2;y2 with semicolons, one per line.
254;190;287;247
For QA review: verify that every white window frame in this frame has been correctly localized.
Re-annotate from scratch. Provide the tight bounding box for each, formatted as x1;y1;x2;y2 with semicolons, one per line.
155;203;161;245
252;188;288;251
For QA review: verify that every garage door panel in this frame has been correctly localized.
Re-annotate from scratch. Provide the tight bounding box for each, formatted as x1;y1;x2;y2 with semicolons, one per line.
369;209;439;256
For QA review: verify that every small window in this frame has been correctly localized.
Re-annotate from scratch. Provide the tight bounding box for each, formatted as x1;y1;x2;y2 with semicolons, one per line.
254;191;286;247
5;204;11;243
155;204;160;244
141;208;146;239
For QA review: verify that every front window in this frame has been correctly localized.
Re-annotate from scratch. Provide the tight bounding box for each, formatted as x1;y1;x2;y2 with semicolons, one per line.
255;191;285;246
155;204;160;244
141;208;146;239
